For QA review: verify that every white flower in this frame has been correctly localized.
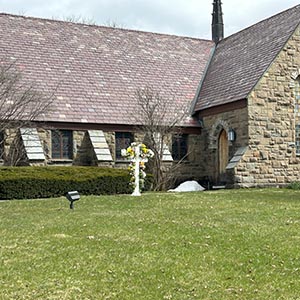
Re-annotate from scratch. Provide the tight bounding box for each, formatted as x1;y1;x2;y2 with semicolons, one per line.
148;149;155;158
123;143;154;194
121;149;127;157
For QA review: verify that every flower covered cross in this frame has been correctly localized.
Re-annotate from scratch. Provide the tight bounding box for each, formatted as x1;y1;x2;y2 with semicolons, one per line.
121;143;154;196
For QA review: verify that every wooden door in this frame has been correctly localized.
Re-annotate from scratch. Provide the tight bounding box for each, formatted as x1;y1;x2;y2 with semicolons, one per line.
218;129;228;181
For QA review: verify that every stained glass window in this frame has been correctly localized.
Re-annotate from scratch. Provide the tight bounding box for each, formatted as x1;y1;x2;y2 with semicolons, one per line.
115;132;133;160
51;130;73;159
0;131;4;160
172;134;188;161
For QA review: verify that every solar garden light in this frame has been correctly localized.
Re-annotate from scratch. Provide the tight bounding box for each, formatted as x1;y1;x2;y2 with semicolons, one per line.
66;191;80;209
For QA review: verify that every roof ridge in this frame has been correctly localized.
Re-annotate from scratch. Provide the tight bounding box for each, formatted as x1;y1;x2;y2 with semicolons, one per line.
194;4;300;112
0;12;213;43
221;4;300;43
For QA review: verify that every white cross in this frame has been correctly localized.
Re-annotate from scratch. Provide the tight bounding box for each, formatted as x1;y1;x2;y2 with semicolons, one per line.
131;144;141;196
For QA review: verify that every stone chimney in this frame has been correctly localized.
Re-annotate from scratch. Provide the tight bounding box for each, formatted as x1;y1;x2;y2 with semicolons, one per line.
212;0;224;43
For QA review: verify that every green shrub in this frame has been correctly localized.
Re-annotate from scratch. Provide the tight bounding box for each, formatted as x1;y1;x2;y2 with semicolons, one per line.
0;166;152;200
287;181;300;190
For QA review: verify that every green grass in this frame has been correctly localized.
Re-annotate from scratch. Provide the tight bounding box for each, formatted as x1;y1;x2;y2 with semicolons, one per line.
1;189;300;299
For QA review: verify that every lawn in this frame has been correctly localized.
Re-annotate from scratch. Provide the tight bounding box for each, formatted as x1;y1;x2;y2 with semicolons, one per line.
1;189;300;299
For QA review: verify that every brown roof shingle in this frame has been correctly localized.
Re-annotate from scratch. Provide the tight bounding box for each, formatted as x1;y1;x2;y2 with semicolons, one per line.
194;5;300;112
0;14;213;126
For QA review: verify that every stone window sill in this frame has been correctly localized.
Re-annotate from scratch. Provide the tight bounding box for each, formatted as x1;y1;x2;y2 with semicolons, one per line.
115;160;131;163
48;159;73;164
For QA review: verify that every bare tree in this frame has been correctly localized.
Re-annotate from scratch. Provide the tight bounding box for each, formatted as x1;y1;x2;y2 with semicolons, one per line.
59;15;125;29
0;62;54;165
62;15;97;26
104;19;126;29
134;86;190;191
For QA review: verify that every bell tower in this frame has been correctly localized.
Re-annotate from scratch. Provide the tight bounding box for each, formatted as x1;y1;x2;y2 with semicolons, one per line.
212;0;224;43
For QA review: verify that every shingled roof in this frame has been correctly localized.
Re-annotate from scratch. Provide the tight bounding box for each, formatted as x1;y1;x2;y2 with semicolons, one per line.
0;13;213;126
194;5;300;112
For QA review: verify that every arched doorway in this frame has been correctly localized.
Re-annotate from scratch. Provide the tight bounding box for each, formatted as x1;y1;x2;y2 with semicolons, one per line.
218;129;228;182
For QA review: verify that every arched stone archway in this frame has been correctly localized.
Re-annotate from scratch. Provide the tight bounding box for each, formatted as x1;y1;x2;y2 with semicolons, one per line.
208;119;230;150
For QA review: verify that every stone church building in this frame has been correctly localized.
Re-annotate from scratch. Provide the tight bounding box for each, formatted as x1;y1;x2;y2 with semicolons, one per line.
0;1;300;188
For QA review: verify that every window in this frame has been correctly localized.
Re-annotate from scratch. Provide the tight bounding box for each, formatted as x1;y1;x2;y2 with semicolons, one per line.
0;131;4;160
51;130;73;159
295;77;300;156
115;132;133;160
172;134;188;160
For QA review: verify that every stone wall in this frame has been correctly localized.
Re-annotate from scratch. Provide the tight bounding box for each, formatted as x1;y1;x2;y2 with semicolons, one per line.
34;129;203;185
0;126;204;188
169;134;205;185
2;128;20;165
233;25;300;187
36;129;85;165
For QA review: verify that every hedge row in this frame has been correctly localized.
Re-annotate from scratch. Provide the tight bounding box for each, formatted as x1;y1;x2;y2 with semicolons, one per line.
0;166;151;200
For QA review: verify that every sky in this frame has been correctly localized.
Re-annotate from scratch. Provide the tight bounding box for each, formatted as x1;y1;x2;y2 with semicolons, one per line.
0;0;299;39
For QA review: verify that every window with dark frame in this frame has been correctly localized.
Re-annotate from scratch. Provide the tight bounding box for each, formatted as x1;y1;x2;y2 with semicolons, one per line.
115;132;133;160
0;131;4;160
172;134;188;161
51;130;73;159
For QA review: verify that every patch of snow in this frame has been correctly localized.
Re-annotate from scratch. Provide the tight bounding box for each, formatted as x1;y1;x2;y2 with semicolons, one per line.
168;180;205;192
